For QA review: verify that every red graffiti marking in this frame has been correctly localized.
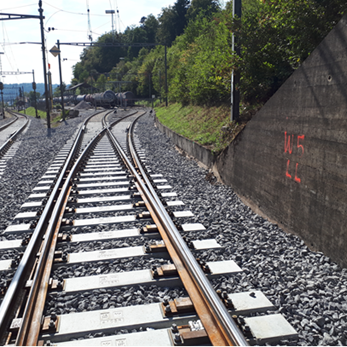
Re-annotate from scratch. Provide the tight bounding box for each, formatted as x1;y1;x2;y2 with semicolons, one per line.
284;132;305;183
294;163;301;183
284;132;294;154
286;159;292;178
297;135;304;157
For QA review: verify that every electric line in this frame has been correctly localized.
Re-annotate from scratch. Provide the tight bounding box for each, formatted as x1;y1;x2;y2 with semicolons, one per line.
44;2;109;17
0;4;36;11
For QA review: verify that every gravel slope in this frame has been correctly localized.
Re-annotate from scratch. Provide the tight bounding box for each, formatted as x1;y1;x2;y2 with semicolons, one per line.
135;113;347;346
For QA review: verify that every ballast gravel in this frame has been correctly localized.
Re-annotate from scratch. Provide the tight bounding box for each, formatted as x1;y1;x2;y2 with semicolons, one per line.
45;285;187;316
0;114;92;233
134;113;347;346
2;109;347;345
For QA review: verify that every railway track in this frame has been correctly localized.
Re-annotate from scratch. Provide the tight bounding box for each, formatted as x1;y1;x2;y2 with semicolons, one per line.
0;108;297;346
0;111;29;177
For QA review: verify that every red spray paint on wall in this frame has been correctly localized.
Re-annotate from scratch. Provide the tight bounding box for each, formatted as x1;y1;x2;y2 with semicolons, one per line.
284;133;304;183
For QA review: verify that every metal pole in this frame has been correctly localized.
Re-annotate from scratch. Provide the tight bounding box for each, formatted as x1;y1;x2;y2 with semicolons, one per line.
0;91;4;119
48;71;53;111
165;45;168;107
159;70;161;103
231;0;241;122
149;72;151;100
22;86;26;114
57;40;65;121
0;82;4;119
38;0;51;128
112;13;114;40
32;70;38;118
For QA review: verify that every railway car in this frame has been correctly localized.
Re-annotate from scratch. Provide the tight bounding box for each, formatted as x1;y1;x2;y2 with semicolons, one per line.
75;95;86;104
122;91;135;106
115;91;135;107
38;89;135;109
93;90;116;108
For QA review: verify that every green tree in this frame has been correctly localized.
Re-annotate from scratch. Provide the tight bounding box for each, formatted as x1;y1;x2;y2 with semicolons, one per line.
186;0;220;22
142;14;159;43
96;74;107;91
53;82;67;97
27;91;41;106
156;7;177;45
156;0;190;45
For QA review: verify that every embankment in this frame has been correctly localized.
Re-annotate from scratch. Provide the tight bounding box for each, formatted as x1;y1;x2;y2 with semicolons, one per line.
155;14;347;268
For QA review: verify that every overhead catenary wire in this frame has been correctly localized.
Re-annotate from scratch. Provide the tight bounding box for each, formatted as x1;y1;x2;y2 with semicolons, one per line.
0;4;37;11
44;2;110;17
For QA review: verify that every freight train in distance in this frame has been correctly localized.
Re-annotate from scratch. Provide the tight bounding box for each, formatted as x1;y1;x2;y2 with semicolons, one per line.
47;90;136;108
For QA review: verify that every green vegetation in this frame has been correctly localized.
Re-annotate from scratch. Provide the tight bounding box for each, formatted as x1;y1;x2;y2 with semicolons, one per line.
20;107;46;118
20;107;64;123
70;0;347;149
155;103;248;152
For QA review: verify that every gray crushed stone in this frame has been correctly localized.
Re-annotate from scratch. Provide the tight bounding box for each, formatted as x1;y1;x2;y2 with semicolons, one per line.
134;112;347;346
44;285;187;316
0;114;91;234
51;257;170;280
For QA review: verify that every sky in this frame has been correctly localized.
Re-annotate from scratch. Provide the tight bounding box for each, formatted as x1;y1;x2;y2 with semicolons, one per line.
0;0;176;86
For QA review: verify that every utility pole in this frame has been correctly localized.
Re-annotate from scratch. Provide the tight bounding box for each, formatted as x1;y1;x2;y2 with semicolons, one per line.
0;82;4;119
39;0;51;128
57;40;65;121
159;70;161;103
22;86;26;114
231;0;241;122
32;70;38;118
149;73;151;100
165;45;168;107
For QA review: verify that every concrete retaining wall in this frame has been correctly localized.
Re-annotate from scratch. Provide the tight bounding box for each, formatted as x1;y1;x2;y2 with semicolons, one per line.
216;14;347;267
155;14;347;268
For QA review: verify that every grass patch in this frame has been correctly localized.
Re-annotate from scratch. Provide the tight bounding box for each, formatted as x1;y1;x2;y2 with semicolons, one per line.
154;103;261;152
20;107;46;118
155;103;247;153
135;99;161;108
20;107;65;125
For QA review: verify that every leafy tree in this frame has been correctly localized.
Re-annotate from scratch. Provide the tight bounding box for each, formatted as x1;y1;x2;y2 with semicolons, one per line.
186;0;220;22
96;74;107;91
27;91;41;106
156;0;190;45
156;7;178;45
173;0;190;36
142;14;159;43
53;82;67;97
235;0;347;103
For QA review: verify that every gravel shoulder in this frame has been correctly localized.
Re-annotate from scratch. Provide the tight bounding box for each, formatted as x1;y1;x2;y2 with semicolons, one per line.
0;114;90;232
135;113;347;346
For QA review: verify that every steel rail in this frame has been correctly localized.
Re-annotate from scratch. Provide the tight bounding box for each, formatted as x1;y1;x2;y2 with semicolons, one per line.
17;122;110;346
17;109;135;345
0;111;99;344
105;113;247;345
130;113;248;346
0;112;29;158
0;112;18;132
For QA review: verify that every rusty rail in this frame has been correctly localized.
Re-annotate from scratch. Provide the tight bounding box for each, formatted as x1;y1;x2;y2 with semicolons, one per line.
106;112;248;346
